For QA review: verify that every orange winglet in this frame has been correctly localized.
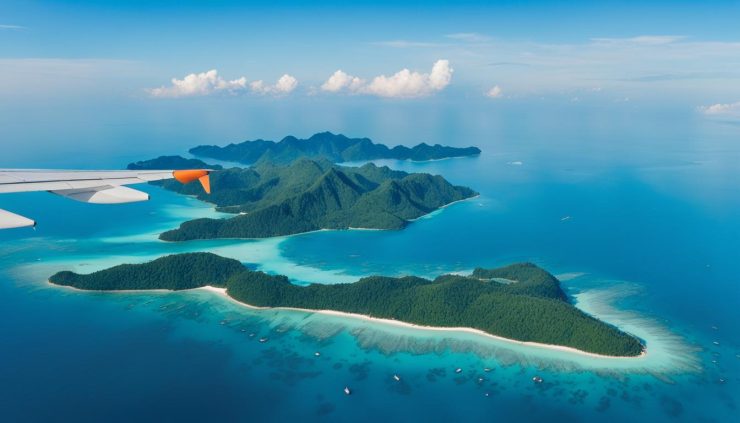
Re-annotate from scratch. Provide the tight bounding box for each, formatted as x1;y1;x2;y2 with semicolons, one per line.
173;170;211;194
198;174;211;194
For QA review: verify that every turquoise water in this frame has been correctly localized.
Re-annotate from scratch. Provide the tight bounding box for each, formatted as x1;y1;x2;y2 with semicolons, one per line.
0;105;738;421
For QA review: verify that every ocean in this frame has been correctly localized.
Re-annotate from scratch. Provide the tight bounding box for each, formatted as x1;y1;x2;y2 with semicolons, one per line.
0;102;738;422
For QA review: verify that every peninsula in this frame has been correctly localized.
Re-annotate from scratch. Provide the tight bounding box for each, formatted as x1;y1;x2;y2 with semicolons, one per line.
50;254;644;357
140;158;477;241
189;132;481;165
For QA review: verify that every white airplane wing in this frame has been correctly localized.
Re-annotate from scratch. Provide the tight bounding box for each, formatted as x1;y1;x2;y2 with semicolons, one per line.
0;169;211;229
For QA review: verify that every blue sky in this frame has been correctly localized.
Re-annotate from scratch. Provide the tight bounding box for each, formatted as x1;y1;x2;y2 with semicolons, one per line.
2;1;740;101
1;1;740;165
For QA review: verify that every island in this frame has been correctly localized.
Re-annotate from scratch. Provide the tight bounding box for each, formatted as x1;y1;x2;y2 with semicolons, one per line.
141;158;477;241
50;254;645;357
189;131;481;165
127;155;223;171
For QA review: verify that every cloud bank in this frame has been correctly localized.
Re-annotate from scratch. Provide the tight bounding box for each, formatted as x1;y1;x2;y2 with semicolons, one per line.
250;74;298;95
699;101;740;116
149;69;297;98
321;59;453;98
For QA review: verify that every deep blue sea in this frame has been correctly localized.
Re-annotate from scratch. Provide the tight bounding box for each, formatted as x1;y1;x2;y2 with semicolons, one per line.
0;103;738;422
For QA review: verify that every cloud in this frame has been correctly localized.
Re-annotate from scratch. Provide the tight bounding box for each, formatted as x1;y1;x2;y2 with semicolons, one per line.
251;74;298;95
446;33;491;42
149;70;296;98
699;101;740;116
486;85;503;98
591;35;686;45
149;70;247;97
0;24;25;30
321;70;364;92
322;60;453;98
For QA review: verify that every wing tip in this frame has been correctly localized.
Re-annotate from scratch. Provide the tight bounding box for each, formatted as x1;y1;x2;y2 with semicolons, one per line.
172;170;211;194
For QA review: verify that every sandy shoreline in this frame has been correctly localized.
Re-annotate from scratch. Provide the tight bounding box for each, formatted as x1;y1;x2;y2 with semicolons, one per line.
46;280;646;360
196;285;647;360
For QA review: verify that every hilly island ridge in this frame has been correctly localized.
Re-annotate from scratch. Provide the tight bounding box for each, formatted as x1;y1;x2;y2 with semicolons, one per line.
49;253;645;358
189;132;481;165
129;156;478;240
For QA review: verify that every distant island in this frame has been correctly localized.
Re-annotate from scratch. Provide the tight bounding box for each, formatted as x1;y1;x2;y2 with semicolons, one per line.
189;132;481;165
139;158;477;241
50;254;644;357
127;155;223;171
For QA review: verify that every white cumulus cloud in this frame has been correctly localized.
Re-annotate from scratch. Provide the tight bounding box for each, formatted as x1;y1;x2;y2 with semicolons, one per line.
321;70;364;92
251;74;298;95
149;70;248;97
486;85;503;98
699;101;740;116
321;60;453;98
149;70;297;98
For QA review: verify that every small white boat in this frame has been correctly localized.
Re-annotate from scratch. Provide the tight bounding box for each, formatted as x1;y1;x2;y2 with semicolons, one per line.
478;377;484;383
560;216;572;222
455;368;462;374
532;376;543;383
344;386;351;395
314;352;321;357
393;374;401;381
713;341;720;346
483;368;491;372
484;392;490;397
259;337;268;343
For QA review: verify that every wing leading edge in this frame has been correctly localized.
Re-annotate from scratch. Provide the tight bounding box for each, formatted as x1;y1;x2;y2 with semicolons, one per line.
0;169;211;229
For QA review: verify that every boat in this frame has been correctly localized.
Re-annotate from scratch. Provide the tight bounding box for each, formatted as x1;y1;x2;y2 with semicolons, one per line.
483;368;491;372
455;368;462;374
393;374;401;381
344;386;351;395
713;341;720;346
259;337;268;343
314;352;321;357
532;376;544;383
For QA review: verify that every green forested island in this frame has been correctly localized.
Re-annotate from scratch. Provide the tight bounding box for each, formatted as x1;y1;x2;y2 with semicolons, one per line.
189;132;481;165
153;158;477;241
50;253;244;290
127;155;223;171
50;255;644;357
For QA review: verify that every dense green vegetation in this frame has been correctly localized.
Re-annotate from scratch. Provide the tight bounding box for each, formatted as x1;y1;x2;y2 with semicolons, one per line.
226;263;643;356
189;131;481;165
49;253;244;290
156;158;477;241
127;155;222;170
50;256;644;357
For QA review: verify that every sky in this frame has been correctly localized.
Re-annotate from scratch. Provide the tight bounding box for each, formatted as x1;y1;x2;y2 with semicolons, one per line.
1;0;740;165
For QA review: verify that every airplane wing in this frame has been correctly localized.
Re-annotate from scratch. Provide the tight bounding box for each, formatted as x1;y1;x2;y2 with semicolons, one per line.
0;169;211;229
